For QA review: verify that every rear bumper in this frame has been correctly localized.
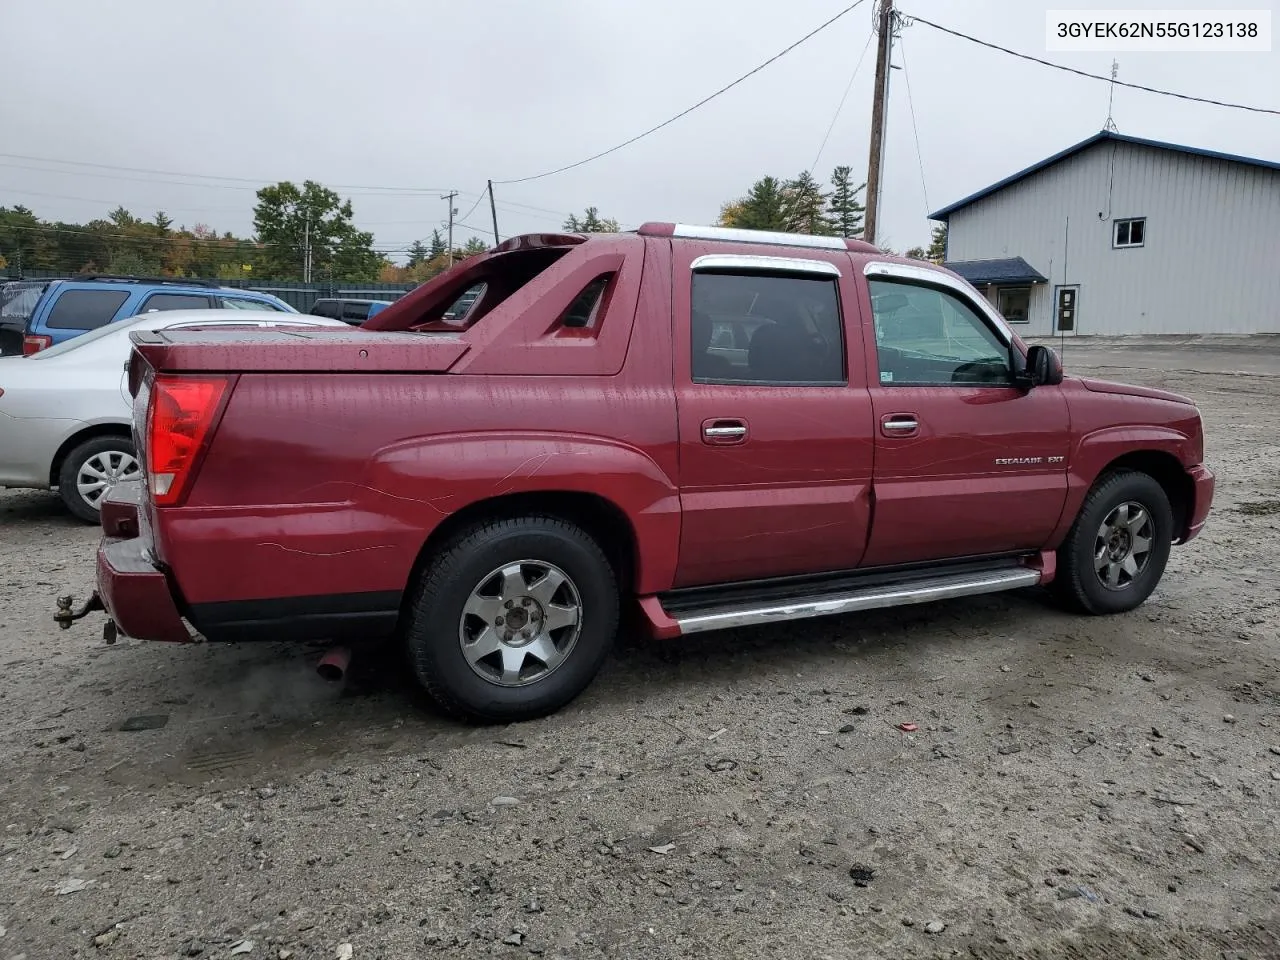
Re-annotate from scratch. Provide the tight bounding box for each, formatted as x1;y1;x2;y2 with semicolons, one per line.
1182;464;1215;542
95;482;191;643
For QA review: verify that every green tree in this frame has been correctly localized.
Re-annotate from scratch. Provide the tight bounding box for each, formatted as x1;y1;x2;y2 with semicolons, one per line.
429;228;446;260
406;239;430;268
252;180;381;281
459;237;488;256
904;246;926;260
563;206;619;233
721;176;788;231
782;171;834;235
827;166;866;238
926;223;948;262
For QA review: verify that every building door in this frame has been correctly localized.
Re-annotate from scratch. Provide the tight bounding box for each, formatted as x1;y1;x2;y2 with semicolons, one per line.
1054;285;1079;336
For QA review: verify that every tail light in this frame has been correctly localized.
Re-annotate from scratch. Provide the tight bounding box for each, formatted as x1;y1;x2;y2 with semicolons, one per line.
145;375;229;506
22;335;51;355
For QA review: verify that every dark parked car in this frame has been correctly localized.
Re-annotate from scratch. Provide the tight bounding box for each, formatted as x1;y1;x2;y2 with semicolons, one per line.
308;298;394;325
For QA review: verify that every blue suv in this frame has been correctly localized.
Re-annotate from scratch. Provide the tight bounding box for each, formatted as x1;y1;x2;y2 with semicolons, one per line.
6;275;295;355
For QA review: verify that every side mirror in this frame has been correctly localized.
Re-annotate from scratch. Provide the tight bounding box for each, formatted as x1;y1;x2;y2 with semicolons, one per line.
1027;344;1064;386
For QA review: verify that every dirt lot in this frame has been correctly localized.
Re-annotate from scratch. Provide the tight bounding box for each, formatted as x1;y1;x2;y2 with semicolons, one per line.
1;342;1278;960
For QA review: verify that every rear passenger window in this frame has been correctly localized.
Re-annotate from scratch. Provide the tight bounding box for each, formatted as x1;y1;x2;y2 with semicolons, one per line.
310;300;341;319
45;290;131;330
690;271;845;385
140;293;212;313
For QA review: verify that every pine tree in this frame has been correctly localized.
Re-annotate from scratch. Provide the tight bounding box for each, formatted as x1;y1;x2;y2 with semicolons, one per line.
562;207;619;233
926;223;948;262
428;229;446;260
721;176;788;231
406;239;429;268
783;171;834;235
827;166;866;238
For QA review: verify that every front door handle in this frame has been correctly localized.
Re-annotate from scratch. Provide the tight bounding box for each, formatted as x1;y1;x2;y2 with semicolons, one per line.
702;418;748;444
880;414;919;437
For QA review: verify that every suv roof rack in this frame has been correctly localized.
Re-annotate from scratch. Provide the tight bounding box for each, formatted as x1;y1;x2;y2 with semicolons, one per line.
636;222;881;254
69;274;223;289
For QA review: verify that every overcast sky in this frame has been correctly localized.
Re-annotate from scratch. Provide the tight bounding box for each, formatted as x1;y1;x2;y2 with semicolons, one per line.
4;0;1277;258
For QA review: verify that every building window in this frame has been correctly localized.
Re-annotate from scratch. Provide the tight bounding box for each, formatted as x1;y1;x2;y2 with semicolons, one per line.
996;286;1030;323
1113;217;1145;248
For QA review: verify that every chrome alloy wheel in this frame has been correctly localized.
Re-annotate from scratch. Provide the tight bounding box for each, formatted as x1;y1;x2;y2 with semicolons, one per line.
1093;501;1153;591
458;560;583;687
76;450;139;508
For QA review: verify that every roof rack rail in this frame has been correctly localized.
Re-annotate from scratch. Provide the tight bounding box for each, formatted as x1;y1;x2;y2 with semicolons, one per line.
70;274;223;288
636;222;880;254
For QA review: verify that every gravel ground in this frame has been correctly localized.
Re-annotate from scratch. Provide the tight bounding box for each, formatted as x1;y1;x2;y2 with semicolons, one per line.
1;350;1278;960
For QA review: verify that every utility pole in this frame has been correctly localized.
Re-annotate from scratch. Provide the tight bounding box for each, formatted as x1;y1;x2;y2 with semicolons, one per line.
442;191;459;267
487;180;500;246
302;215;312;284
863;0;894;247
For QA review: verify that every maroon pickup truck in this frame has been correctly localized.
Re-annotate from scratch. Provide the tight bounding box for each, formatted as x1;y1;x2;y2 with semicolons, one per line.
69;223;1214;723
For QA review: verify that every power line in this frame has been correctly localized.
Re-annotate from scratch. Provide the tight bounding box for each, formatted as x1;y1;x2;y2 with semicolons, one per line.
811;13;877;172
0;151;467;194
904;12;1280;116
896;33;930;215
0;183;245;215
495;0;870;185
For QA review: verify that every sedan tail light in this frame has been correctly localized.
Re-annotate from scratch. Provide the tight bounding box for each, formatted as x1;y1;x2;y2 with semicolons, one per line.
145;375;229;506
22;334;52;355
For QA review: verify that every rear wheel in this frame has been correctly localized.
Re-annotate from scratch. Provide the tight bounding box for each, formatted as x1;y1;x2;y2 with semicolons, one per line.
1053;469;1173;615
404;516;619;723
57;435;139;524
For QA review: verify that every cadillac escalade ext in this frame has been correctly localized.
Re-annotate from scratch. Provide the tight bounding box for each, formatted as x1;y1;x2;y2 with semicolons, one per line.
68;223;1214;723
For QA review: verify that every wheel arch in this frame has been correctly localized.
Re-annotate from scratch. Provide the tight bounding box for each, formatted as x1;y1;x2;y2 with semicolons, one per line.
399;490;641;627
1093;450;1193;543
49;422;134;487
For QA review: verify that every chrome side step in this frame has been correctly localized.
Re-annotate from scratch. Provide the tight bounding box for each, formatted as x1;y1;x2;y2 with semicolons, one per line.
672;567;1042;635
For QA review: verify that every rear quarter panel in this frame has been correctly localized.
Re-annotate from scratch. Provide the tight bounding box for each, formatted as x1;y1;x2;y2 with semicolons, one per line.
153;237;682;607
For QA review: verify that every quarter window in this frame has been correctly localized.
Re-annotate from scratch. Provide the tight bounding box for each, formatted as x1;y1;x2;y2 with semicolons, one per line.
868;279;1011;386
44;290;131;330
1113;217;1145;248
219;296;283;311
140;293;212;312
690;271;845;385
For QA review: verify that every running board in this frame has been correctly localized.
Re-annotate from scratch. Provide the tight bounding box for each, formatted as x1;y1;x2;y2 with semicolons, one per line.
669;566;1042;636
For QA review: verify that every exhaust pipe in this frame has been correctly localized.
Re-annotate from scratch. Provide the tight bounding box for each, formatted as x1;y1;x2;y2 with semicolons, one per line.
316;646;352;683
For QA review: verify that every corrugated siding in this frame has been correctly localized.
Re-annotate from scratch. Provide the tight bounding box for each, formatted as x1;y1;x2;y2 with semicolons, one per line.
946;141;1280;335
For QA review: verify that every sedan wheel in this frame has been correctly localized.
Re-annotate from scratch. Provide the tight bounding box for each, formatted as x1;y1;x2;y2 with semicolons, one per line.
58;435;140;523
77;450;139;509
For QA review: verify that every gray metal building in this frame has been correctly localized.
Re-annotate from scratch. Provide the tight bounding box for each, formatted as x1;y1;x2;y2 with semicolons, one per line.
929;130;1280;336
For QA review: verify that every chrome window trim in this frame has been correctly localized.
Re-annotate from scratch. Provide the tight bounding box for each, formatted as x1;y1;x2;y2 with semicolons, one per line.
691;254;841;277
862;260;1015;344
674;223;848;250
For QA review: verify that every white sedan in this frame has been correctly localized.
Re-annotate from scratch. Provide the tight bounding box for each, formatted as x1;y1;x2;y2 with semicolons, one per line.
0;308;349;521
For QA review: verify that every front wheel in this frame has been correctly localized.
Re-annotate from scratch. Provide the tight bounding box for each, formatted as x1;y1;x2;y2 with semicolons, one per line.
1053;469;1173;615
404;516;619;723
57;435;140;524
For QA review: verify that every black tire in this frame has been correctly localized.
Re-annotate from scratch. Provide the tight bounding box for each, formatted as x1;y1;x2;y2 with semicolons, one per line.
1053;469;1173;615
404;516;619;723
57;434;139;524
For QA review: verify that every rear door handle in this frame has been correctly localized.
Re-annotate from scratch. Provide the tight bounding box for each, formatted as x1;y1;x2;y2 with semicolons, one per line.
880;414;919;437
702;418;748;444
